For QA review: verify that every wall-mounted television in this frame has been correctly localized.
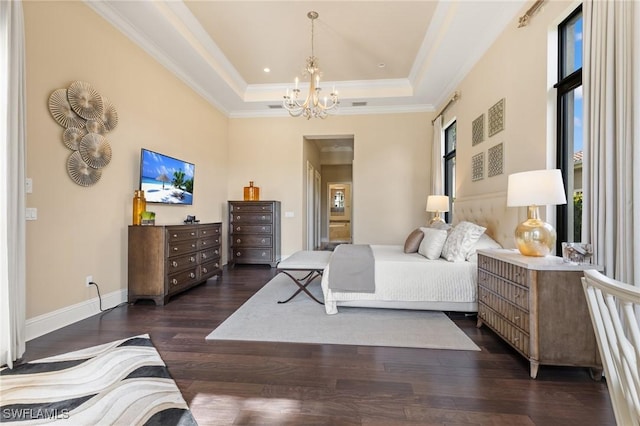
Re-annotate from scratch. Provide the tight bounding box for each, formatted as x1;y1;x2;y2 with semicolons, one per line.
139;148;194;205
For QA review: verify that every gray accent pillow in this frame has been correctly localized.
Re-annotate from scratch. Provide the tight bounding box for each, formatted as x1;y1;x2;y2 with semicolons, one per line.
403;228;424;253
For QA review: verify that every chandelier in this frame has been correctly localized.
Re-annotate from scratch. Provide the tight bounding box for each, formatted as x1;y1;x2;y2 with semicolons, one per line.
283;11;339;119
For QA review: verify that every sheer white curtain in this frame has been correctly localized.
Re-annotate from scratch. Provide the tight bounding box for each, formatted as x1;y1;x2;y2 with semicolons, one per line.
431;116;443;195
583;0;639;286
0;0;27;368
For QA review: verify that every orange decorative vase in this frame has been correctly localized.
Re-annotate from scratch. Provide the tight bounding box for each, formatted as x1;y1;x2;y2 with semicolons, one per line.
243;181;260;201
132;189;146;225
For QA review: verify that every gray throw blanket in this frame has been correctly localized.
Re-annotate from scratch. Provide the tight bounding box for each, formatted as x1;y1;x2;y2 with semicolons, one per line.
328;244;375;292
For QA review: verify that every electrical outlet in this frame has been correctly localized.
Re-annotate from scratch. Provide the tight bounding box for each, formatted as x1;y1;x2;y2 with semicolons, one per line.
85;275;93;287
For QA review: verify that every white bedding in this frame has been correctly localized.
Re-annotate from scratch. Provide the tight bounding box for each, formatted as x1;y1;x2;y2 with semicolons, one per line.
321;245;478;315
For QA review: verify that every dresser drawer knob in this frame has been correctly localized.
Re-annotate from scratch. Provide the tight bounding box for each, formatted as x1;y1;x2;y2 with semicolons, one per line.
202;230;208;235
172;233;178;238
236;252;241;256
237;239;241;243
214;249;219;255
189;272;195;279
191;244;196;248
262;252;266;257
236;215;241;220
190;256;196;262
202;253;207;259
171;261;178;267
202;267;208;273
236;226;241;231
261;239;266;243
191;232;196;236
202;241;207;246
262;215;266;220
171;278;178;285
262;227;266;231
173;247;179;251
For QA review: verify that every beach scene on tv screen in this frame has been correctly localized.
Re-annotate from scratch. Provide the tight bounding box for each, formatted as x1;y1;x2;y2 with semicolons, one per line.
140;150;194;204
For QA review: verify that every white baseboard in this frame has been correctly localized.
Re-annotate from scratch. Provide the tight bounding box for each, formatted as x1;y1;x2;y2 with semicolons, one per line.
26;289;128;341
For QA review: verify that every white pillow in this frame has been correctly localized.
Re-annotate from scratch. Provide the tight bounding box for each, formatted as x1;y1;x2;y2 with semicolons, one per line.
418;227;448;260
466;233;503;263
441;221;487;262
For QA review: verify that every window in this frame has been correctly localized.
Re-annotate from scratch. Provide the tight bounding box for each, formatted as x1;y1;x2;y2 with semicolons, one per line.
555;6;583;249
443;121;456;223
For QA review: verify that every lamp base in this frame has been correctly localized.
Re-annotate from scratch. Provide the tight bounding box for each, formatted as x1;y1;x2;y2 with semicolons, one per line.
514;206;556;257
429;215;445;225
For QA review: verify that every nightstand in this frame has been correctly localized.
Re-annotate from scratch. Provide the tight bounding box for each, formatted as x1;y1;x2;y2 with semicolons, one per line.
476;248;603;379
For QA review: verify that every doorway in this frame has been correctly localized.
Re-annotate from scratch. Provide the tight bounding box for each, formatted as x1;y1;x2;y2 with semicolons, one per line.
303;135;354;250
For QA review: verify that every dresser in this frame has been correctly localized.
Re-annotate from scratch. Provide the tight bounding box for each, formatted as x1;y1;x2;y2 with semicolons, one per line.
128;222;222;305
476;249;602;379
228;201;281;267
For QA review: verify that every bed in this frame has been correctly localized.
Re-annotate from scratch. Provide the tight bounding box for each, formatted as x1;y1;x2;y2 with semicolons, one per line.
321;192;522;315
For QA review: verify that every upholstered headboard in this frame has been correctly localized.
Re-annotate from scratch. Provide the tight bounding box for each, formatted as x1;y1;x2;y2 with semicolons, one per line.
452;191;523;249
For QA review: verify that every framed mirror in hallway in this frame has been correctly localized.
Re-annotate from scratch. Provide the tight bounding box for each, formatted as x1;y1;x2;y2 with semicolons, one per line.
328;182;352;245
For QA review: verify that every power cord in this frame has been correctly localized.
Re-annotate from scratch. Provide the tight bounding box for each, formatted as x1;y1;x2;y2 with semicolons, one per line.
88;281;128;313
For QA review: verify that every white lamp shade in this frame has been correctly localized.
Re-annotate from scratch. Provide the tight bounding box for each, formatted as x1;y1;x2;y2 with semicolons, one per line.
426;195;450;212
507;169;567;207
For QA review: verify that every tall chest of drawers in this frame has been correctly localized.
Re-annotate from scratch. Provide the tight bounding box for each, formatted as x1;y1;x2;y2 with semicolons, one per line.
228;201;281;267
476;249;602;379
128;222;222;305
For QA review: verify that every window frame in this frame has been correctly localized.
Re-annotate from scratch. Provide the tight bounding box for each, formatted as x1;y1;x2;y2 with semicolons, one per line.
555;5;583;252
443;120;456;223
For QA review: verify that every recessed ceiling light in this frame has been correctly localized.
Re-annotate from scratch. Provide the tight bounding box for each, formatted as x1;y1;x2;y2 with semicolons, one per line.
263;68;271;73
377;63;386;68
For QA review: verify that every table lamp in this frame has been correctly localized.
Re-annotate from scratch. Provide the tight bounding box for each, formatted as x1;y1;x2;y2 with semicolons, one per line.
426;195;449;225
507;169;567;257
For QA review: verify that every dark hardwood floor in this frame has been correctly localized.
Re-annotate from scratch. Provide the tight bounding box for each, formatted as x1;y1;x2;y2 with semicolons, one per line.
23;265;615;425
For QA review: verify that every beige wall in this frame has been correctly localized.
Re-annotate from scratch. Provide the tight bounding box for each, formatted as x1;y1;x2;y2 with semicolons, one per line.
24;1;228;318
227;113;432;254
439;1;577;209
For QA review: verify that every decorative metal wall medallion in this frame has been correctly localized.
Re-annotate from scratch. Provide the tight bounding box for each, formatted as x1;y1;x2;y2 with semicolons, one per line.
79;133;112;169
67;151;102;187
49;82;118;186
472;152;485;181
488;98;505;137
472;114;484;146
62;127;87;150
85;119;107;135
48;89;86;129
487;142;504;177
68;81;104;120
99;97;119;132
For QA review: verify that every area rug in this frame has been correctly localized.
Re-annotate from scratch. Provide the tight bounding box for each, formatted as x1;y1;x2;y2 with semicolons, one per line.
206;274;480;351
0;334;196;425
